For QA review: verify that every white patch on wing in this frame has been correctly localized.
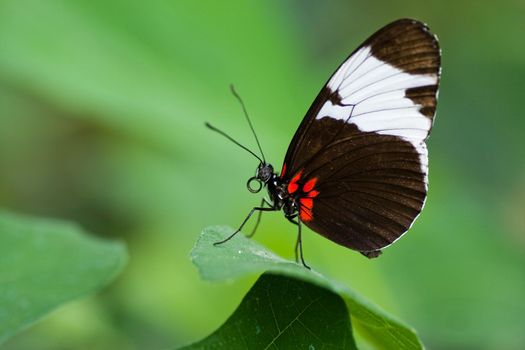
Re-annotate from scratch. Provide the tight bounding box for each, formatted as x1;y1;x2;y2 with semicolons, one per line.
316;101;353;121
319;45;437;175
414;141;429;190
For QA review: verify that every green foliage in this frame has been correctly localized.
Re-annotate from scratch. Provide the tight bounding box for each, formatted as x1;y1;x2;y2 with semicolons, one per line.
181;273;357;350
0;211;127;345
188;226;424;349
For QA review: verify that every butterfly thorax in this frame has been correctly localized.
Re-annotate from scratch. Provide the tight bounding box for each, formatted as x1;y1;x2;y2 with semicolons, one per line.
251;162;297;217
265;172;297;217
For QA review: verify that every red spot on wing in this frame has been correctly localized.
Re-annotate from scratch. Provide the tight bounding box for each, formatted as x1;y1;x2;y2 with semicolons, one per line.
299;198;313;209
307;190;319;198
287;170;302;194
302;178;318;192
281;163;287;177
300;209;313;222
299;198;314;222
287;172;320;221
298;178;319;222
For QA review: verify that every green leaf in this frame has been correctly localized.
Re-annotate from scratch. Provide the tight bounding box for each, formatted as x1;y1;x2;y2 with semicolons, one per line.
0;210;127;344
189;226;424;350
181;272;357;350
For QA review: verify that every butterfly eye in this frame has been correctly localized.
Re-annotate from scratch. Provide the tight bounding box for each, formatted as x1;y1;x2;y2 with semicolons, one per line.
247;176;262;193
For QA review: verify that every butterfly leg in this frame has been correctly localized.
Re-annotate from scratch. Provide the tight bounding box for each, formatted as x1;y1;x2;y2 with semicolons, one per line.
286;215;310;269
296;219;310;269
214;205;276;246
285;217;300;262
247;198;273;238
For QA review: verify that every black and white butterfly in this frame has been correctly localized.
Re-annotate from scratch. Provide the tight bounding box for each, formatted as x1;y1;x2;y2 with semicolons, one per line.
208;19;441;268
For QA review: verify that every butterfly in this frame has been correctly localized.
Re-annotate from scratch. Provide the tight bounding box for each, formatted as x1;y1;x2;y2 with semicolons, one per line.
207;18;441;268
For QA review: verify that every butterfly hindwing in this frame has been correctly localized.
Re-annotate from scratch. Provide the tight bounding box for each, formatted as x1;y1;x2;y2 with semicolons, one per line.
281;19;440;253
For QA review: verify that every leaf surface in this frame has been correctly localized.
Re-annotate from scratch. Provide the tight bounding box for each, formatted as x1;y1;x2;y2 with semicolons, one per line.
0;211;127;344
181;273;357;349
187;226;423;349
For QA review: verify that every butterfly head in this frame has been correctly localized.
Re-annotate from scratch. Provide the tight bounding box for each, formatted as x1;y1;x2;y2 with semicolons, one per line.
256;162;274;182
247;163;274;193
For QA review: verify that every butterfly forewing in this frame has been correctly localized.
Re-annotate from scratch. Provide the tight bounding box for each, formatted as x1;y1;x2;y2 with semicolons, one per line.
281;19;441;253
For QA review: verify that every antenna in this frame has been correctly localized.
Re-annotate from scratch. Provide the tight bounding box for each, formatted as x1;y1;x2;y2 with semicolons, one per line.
205;122;263;163
229;85;266;162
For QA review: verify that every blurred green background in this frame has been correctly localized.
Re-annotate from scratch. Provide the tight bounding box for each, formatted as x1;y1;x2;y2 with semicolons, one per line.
1;0;524;349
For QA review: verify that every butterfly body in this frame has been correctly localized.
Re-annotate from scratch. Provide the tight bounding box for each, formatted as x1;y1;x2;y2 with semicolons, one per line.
251;163;295;219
